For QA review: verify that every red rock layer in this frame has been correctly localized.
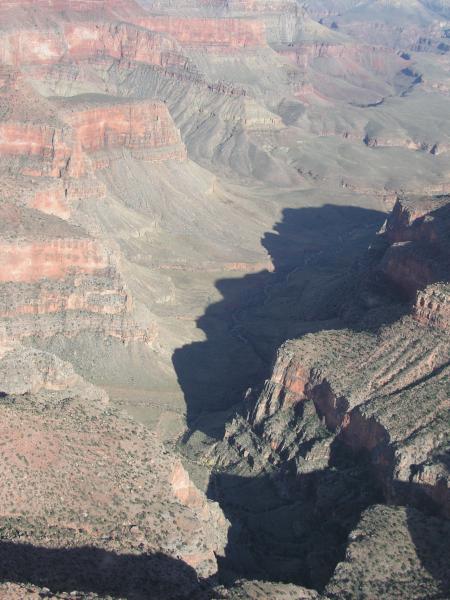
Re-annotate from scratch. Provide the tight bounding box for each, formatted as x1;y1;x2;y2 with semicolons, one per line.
64;22;180;65
137;16;266;49
0;101;186;177
414;285;450;330
29;187;71;220
67;101;184;155
251;353;310;425
28;179;107;219
0;123;70;177
0;32;65;66
0;239;109;283
0;23;182;68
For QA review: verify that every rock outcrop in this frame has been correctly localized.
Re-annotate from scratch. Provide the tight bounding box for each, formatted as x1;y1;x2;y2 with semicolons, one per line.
414;283;450;329
0;98;186;177
0;343;229;595
378;195;450;300
0;203;149;344
207;194;450;589
0;22;183;68
136;16;267;50
65;100;187;168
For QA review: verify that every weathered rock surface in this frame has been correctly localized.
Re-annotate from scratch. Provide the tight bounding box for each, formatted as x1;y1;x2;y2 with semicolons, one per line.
0;97;186;177
136;16;267;50
0;344;229;595
2;0;450;597
326;505;450;599
378;195;450;306
207;195;450;591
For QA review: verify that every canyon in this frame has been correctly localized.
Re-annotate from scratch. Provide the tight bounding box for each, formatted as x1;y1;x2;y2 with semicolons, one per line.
0;0;449;598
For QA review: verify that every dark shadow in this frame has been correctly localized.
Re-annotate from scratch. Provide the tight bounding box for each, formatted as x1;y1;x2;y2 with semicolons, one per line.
171;203;396;588
207;452;384;590
404;484;450;596
172;204;391;439
172;200;450;590
0;542;213;599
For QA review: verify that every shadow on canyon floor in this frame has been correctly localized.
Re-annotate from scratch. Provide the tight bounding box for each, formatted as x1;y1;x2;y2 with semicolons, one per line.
172;203;450;591
173;204;390;588
207;442;385;590
173;203;393;439
0;541;212;599
206;453;450;593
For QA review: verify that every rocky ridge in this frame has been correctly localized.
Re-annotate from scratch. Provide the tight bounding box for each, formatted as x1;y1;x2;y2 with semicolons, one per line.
0;342;229;598
204;194;450;594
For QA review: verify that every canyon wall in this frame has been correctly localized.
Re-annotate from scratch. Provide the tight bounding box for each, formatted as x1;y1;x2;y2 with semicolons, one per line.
379;195;450;303
0;239;109;283
216;195;450;531
136;16;267;49
0;100;186;177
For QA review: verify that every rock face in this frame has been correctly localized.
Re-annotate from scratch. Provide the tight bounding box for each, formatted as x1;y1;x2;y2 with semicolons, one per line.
208;194;450;590
0;203;139;344
0;22;181;67
66;100;187;164
0;123;70;177
0;239;108;283
0;343;229;597
0;99;186;177
0;77;185;344
378;195;450;310
414;283;450;329
137;16;267;50
64;22;181;65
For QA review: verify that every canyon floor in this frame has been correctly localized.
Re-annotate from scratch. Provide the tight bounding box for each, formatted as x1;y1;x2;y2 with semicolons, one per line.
0;0;449;598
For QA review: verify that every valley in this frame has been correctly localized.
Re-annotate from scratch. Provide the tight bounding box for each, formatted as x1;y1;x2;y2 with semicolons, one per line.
0;0;449;598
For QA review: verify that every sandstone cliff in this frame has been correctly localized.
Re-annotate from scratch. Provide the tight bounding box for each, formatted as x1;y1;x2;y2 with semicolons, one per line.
136;16;267;50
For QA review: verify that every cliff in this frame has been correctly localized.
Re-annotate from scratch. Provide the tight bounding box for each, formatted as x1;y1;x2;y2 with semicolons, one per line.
0;98;186;177
65;100;187;169
0;203;152;344
0;22;183;68
0;123;71;177
0;239;109;283
136;16;267;50
376;196;450;327
208;194;450;590
414;283;450;329
65;22;182;65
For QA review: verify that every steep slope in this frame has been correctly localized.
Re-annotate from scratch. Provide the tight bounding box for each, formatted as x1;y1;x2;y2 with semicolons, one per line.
326;505;450;599
204;195;449;591
0;342;229;597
